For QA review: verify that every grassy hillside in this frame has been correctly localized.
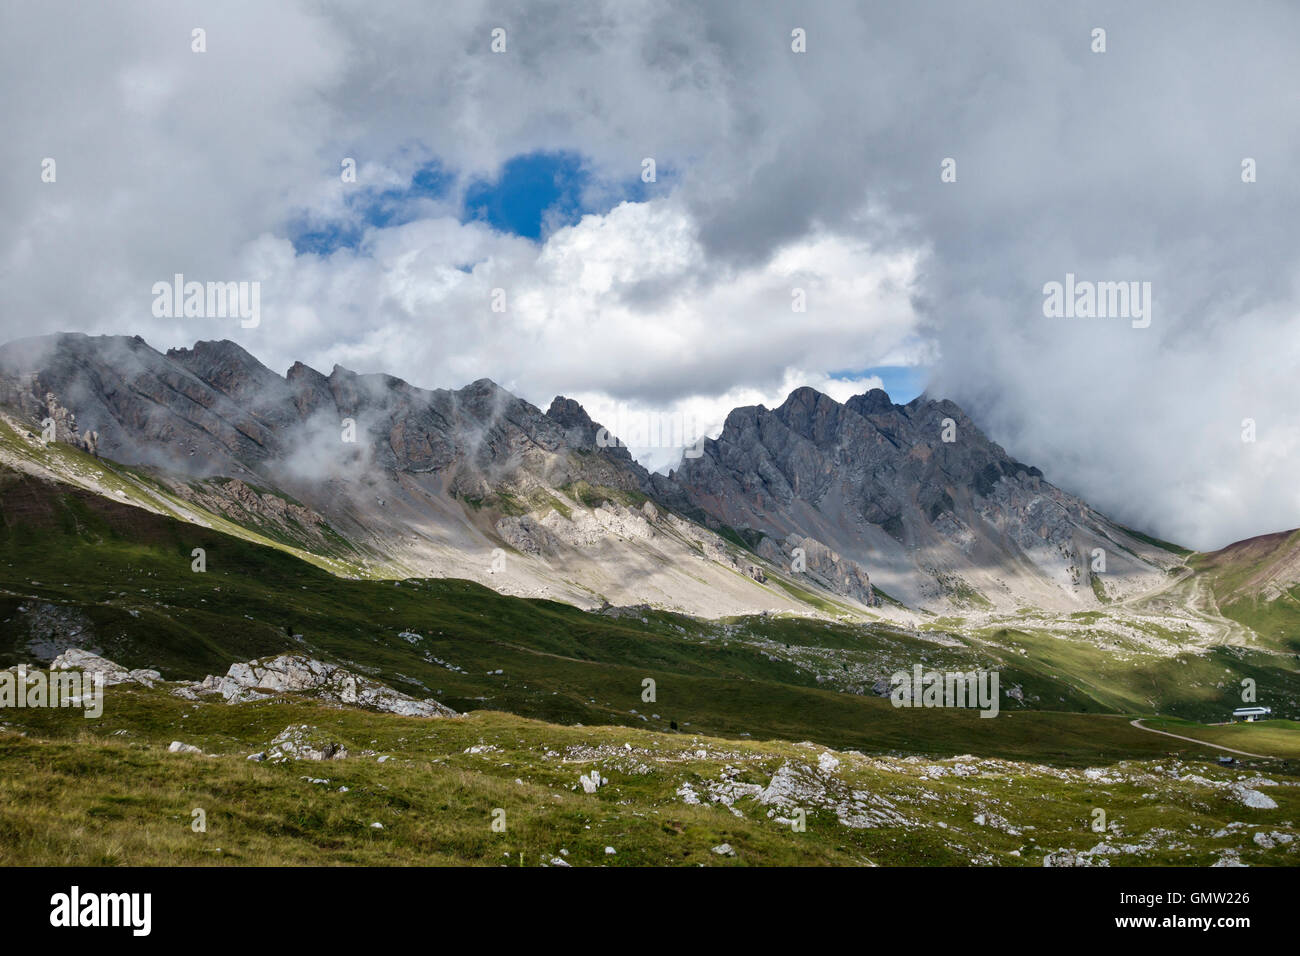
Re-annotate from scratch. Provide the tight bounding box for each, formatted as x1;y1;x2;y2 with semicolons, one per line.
0;414;373;577
1;682;1297;867
1192;529;1300;651
2;470;1298;758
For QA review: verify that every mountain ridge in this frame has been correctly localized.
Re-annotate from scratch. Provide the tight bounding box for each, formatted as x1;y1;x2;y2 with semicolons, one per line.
0;332;1181;617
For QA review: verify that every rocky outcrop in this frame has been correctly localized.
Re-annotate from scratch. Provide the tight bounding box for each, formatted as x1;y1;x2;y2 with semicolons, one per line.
251;724;350;762
46;648;452;717
39;393;98;455
756;534;875;606
547;397;634;465
176;653;457;717
0;377;100;456
179;477;330;547
495;515;560;556
19;603;99;661
50;648;161;687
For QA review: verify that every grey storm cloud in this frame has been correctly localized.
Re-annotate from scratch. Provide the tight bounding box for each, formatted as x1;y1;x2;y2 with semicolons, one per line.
1;0;1298;549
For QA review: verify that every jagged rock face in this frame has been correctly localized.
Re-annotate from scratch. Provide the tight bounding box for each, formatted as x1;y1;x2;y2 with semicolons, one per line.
546;396;607;449
0;334;288;472
546;396;635;467
543;395;650;493
668;386;1168;610
672;386;1041;540
0;332;1175;614
0;334;650;497
168;341;578;484
0;369;99;455
756;533;875;607
180;477;331;545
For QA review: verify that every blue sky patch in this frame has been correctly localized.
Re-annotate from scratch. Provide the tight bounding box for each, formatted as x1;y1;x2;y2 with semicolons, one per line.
289;160;455;255
834;366;929;404
290;151;659;255
463;151;588;240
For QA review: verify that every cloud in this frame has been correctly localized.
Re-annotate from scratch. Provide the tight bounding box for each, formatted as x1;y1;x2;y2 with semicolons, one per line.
240;195;924;408
564;369;888;474
2;1;1298;549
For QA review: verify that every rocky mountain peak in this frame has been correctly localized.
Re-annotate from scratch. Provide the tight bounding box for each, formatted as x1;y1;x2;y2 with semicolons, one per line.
166;338;257;364
285;360;328;386
545;395;638;466
844;387;894;417
545;395;594;430
167;339;284;402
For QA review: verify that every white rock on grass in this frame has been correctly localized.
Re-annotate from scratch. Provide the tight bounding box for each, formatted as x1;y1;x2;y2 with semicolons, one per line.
1252;831;1294;848
1042;849;1107;867
50;649;459;722
177;654;457;718
757;761;908;829
261;724;348;762
676;782;702;805
711;843;736;857
1212;849;1248;867
1232;786;1278;810
167;740;202;754
52;648;161;687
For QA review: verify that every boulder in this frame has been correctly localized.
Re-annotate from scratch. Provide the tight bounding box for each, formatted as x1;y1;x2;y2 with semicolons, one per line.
51;648;161;687
177;654;457;718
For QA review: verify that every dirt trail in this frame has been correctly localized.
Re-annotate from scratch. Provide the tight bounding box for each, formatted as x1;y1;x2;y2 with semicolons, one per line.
1129;718;1268;758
